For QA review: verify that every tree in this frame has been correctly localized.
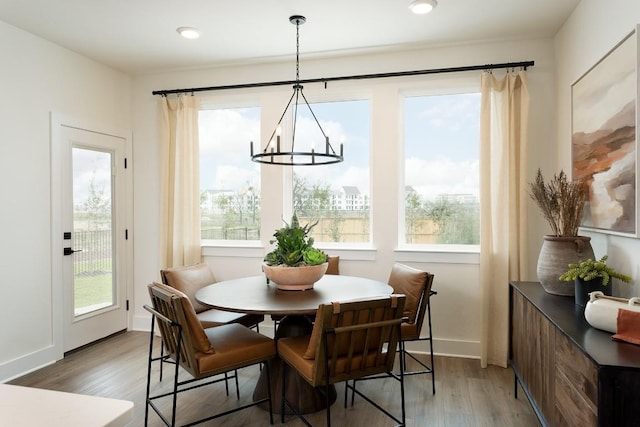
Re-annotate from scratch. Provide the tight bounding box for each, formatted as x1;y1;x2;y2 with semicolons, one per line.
293;174;310;214
439;203;480;244
326;209;345;242
425;198;458;235
426;198;479;244
245;183;259;224
405;191;426;243
82;175;111;232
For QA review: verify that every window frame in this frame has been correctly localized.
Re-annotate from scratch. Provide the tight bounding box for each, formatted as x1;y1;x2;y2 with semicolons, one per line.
397;79;481;252
289;94;373;245
198;95;263;247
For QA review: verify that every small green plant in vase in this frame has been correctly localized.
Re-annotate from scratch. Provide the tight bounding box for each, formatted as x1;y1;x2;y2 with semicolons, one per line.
263;214;328;290
560;255;632;306
264;214;327;267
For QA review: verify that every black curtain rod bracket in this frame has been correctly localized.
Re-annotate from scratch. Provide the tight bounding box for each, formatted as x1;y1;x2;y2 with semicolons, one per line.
152;60;534;96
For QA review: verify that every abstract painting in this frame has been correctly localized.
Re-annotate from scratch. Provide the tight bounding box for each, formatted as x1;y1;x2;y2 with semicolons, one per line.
572;28;639;237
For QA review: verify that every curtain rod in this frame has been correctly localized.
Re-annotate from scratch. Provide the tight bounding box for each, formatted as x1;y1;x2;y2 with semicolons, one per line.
151;60;534;96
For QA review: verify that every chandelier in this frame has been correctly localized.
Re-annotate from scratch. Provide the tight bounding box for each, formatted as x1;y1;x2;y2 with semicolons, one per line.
250;15;344;166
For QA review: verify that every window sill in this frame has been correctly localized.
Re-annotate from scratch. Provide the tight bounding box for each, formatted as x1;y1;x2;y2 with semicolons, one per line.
201;242;480;264
394;244;480;264
201;241;264;258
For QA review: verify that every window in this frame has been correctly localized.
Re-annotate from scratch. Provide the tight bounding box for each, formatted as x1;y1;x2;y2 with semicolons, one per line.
403;92;480;245
199;107;260;241
292;99;370;243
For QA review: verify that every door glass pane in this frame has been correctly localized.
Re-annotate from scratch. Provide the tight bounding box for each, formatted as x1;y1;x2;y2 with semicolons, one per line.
72;148;114;316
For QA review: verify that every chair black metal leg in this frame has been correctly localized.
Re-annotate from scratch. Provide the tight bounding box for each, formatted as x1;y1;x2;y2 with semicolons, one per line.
426;296;436;394
343;380;348;407
169;338;183;427
265;362;274;425
350;379;356;406
159;340;165;381
235;369;240;399
325;380;331;427
399;331;407;426
144;321;156;426
280;362;286;424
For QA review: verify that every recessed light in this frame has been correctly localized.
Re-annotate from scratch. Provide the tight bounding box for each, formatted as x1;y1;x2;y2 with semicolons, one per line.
409;0;437;15
177;27;201;39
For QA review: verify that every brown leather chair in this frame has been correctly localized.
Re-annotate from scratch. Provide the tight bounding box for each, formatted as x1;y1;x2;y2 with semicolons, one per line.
277;295;407;426
325;255;340;275
159;263;265;384
160;263;264;330
388;263;436;394
144;282;275;426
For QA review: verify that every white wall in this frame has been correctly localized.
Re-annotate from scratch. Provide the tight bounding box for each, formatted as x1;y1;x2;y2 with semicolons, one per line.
131;37;557;358
0;21;131;381
555;0;640;299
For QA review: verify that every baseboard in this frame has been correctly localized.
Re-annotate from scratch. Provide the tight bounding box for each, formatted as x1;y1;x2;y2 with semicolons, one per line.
404;337;480;359
132;314;152;332
0;345;58;383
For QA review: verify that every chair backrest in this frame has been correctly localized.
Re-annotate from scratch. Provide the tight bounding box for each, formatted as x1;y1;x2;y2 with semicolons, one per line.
304;295;406;386
160;263;216;313
147;282;214;377
387;263;434;335
326;256;340;275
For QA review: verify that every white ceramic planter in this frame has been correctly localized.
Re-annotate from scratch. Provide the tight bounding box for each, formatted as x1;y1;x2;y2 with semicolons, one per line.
584;291;640;333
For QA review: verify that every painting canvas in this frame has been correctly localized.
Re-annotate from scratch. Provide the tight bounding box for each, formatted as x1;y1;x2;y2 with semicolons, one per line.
572;29;639;237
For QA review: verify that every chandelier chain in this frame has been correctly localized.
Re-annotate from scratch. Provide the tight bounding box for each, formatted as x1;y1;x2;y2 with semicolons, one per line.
296;20;300;83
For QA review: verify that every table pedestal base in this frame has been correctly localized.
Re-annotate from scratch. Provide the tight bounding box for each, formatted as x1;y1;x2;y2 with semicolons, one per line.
253;315;337;414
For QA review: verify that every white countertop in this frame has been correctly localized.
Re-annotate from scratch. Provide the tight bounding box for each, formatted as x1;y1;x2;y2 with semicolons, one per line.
0;384;133;426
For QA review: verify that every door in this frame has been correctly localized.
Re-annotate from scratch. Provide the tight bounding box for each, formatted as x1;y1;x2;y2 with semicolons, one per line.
60;125;129;351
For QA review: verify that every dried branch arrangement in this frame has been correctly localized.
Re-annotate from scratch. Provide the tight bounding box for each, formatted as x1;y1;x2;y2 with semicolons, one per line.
528;169;588;237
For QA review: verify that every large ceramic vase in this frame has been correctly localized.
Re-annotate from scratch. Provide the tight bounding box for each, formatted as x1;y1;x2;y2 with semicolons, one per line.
536;235;594;296
262;262;328;291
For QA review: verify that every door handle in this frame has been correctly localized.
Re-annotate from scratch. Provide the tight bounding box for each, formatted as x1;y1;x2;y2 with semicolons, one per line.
64;247;83;256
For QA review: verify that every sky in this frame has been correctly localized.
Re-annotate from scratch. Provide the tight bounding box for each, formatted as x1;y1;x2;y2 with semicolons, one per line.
199;92;480;201
404;92;480;200
73;147;112;210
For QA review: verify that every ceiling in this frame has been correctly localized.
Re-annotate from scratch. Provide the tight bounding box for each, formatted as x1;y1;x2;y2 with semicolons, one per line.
0;0;580;75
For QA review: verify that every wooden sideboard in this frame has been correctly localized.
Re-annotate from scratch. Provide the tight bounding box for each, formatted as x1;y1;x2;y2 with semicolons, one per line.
509;282;640;427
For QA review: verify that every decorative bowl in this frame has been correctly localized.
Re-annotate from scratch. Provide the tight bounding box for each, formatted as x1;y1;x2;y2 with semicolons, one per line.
262;262;328;291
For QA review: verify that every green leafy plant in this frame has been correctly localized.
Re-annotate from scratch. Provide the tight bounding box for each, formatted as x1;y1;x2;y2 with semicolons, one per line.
559;255;632;286
264;214;328;267
528;169;588;237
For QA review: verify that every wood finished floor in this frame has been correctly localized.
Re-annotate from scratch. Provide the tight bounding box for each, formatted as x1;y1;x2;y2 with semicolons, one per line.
9;331;540;426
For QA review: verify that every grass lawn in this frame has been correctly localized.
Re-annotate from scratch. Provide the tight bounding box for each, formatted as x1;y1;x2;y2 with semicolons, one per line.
75;273;113;309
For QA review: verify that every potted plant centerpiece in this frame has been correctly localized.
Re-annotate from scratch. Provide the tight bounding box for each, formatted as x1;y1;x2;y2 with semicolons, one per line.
560;255;632;307
529;169;595;296
262;214;328;291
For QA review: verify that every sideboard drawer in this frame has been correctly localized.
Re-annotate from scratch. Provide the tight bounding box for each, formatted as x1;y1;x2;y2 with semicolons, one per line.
554;332;597;426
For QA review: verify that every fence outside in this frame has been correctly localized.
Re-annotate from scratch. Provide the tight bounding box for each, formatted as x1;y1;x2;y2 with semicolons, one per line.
73;230;112;276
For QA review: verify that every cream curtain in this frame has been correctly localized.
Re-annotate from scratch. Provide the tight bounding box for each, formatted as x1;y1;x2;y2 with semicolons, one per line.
159;95;201;268
479;71;530;368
